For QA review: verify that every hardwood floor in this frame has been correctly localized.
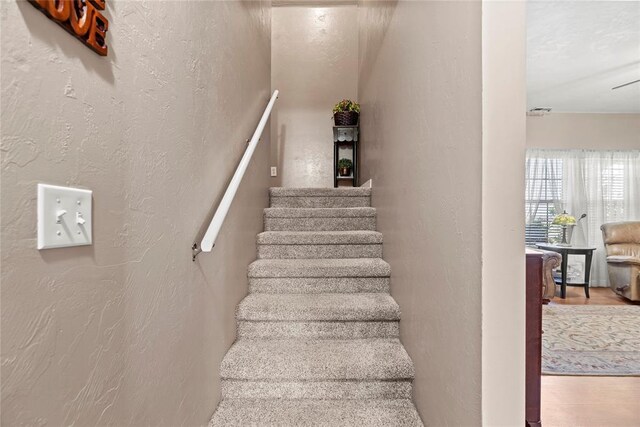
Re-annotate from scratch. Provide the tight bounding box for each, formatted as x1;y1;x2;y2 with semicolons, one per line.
542;287;640;427
542;376;640;427
549;287;637;306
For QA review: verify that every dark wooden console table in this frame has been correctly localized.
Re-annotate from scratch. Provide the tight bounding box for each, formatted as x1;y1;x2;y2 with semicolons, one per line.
525;248;560;427
526;249;544;427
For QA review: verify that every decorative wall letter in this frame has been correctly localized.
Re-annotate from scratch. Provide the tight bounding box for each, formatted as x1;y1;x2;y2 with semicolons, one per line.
28;0;109;56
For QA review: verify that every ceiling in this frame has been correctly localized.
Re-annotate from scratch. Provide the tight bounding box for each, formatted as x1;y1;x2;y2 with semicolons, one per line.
527;1;640;113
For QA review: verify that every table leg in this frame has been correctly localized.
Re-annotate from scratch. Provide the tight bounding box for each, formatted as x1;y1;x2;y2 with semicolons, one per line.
333;143;338;188
584;251;593;299
560;254;568;299
353;141;357;187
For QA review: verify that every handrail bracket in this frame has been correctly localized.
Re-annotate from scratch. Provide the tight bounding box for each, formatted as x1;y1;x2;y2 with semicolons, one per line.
192;243;203;261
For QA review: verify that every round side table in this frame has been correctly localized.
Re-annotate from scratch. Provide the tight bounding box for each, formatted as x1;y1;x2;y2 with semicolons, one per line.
535;244;596;299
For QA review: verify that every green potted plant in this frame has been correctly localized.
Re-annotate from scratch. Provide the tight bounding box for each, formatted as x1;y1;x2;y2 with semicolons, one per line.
338;158;353;177
333;99;360;126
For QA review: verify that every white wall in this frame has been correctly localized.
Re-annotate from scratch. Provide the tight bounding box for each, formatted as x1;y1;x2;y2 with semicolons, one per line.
358;1;483;424
527;113;640;150
0;1;271;425
482;1;527;425
358;1;527;425
272;4;358;188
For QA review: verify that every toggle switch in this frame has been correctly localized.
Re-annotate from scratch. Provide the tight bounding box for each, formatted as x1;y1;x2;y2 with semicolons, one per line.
56;209;67;223
38;183;92;249
76;212;86;225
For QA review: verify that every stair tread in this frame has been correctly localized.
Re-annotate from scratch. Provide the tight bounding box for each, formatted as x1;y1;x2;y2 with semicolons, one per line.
270;187;371;197
220;338;414;380
210;398;423;427
237;293;400;321
248;258;391;278
264;207;376;218
249;276;390;294
257;230;382;245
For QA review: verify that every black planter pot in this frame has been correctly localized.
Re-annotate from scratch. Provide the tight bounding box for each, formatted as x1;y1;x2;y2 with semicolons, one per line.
339;167;351;177
334;111;359;126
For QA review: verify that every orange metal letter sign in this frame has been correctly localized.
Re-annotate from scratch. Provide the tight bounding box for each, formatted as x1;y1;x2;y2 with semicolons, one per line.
29;0;109;56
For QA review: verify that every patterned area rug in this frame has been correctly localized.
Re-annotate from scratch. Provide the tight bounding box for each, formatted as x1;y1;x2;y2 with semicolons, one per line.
542;305;640;376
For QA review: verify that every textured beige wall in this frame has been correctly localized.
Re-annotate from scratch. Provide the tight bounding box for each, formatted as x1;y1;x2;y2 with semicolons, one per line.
272;4;358;188
1;1;271;425
482;1;526;425
527;113;640;150
358;1;482;424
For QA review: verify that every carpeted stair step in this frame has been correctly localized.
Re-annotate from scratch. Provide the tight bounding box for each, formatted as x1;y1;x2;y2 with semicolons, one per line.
209;398;424;427
221;379;413;400
264;207;376;231
248;258;391;278
270;187;371;208
238;293;400;321
220;338;414;380
237;293;400;339
249;276;390;294
220;338;414;399
257;230;383;259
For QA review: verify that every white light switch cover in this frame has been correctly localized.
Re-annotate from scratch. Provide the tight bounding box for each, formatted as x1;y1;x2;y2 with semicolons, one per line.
38;183;92;250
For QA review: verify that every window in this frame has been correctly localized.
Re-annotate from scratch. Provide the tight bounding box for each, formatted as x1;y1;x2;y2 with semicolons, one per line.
525;149;640;286
525;157;563;245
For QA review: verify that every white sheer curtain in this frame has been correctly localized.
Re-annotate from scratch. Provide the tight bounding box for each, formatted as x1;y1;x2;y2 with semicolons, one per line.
525;156;563;224
525;156;564;245
526;149;640;286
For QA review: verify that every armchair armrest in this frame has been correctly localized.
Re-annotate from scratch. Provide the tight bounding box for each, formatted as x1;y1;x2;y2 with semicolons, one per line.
606;255;640;266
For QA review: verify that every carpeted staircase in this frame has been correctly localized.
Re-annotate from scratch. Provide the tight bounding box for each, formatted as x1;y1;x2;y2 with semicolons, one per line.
209;187;423;426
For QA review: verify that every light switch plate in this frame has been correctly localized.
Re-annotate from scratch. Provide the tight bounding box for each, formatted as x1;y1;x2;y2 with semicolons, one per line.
37;183;92;250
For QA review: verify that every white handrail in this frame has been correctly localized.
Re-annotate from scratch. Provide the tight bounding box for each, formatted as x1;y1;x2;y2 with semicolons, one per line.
194;90;279;260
